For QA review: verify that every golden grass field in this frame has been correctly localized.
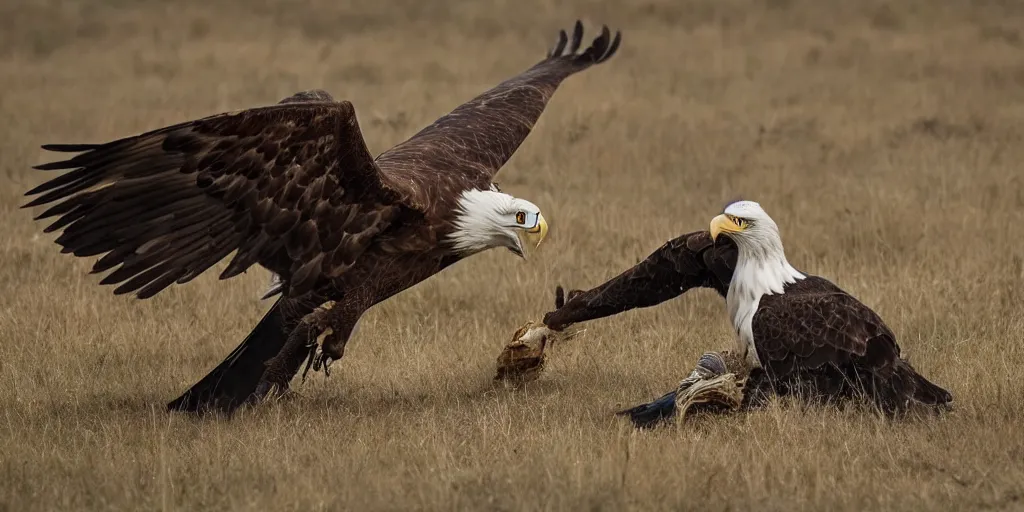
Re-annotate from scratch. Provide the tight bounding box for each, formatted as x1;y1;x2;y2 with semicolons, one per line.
2;0;1024;510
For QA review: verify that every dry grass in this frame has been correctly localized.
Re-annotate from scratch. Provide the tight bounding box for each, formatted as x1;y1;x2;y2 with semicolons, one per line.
2;0;1024;510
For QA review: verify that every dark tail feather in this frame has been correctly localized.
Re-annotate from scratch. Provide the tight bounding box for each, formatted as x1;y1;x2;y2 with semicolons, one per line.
875;360;953;414
616;390;678;429
168;298;289;414
900;360;953;406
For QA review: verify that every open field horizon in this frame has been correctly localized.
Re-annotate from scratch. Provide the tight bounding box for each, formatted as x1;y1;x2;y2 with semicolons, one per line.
2;0;1023;510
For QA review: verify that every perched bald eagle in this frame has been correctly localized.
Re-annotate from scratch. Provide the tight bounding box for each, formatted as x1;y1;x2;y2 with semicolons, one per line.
23;21;621;414
544;201;952;421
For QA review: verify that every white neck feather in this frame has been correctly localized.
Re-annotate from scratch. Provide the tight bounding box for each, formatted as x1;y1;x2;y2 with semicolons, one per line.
447;187;515;255
726;230;805;368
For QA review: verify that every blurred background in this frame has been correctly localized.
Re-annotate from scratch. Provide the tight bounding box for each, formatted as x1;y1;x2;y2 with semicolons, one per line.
1;1;1023;510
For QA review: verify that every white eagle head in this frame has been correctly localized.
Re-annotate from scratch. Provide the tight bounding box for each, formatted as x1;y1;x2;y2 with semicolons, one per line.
710;201;784;256
710;200;803;296
448;188;548;258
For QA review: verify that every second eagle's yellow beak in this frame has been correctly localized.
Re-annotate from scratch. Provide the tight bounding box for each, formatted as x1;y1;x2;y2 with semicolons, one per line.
710;214;745;241
524;213;548;248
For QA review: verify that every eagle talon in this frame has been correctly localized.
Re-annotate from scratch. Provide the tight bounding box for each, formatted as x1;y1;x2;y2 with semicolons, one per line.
302;347;335;379
313;351;334;376
301;343;318;382
298;301;340;382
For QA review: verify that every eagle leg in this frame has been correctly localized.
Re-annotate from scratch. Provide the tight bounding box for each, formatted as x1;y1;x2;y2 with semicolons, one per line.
249;300;338;403
295;300;340;382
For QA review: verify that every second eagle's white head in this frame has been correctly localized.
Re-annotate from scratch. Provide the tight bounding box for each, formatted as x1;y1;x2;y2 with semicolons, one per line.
710;200;804;367
710;200;804;297
448;188;548;259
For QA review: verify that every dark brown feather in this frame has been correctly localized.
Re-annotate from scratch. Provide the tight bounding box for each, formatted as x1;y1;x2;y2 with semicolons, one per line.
751;276;951;413
543;230;737;330
24;101;403;298
374;21;622;215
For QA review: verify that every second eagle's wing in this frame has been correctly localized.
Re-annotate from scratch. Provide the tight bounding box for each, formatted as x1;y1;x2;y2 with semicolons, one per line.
543;231;737;330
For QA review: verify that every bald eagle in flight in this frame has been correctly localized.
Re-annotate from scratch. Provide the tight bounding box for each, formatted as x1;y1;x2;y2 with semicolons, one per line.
544;201;951;424
23;22;621;414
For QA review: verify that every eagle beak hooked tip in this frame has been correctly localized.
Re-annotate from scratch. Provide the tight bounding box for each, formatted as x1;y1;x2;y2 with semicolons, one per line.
513;213;548;260
524;213;548;249
710;214;742;242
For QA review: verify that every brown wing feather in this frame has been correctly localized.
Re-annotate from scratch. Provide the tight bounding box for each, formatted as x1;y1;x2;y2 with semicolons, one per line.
374;21;621;213
750;279;954;412
542;231;736;330
751;277;902;378
24;101;404;299
277;89;334;104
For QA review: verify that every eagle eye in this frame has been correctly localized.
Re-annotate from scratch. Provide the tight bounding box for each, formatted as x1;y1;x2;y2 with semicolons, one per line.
515;211;526;224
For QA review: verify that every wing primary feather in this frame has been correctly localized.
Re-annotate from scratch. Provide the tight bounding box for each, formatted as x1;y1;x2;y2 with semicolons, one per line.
91;244;142;274
100;254;163;286
137;228;242;297
100;216;233;287
89;208;225;270
134;269;188;300
550;29;568;58
180;235;246;284
136;231;240;298
27;151;183;209
37;194;97;226
40;143;102;152
603;31;622;62
54;191;206;251
97;240;192;286
588;26;612;62
23;174;105;208
33;137;168;178
40;206;87;233
569;20;584;53
25;167;98;195
32;160;86;172
113;261;180;297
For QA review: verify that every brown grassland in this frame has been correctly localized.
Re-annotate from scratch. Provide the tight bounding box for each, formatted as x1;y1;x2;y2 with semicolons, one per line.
2;0;1024;510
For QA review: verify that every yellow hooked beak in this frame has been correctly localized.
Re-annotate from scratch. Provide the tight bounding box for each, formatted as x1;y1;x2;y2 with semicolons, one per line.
710;214;745;241
523;213;549;249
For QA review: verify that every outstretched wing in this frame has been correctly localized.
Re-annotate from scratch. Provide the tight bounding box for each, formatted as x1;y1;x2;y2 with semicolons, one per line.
751;277;902;378
374;21;621;212
542;231;737;330
24;100;404;299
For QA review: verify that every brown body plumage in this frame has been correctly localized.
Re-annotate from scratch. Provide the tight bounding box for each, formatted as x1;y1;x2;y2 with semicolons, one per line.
745;275;952;413
24;22;621;414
